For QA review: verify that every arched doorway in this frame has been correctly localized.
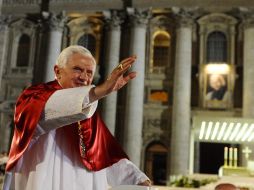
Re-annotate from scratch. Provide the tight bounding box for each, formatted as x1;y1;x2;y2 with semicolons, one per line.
145;142;168;185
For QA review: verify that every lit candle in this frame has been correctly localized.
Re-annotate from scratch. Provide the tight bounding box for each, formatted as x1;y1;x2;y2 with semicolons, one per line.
224;147;228;160
224;147;228;166
229;147;233;167
234;148;238;167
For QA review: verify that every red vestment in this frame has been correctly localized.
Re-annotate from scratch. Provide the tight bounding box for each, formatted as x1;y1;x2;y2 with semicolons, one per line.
6;80;128;171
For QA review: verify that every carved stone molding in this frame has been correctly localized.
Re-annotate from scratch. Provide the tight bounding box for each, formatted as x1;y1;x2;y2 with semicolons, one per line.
198;13;238;35
48;12;67;31
127;8;152;28
10;18;37;33
242;14;254;29
237;7;254;19
172;7;203;28
177;17;194;28
230;7;254;29
198;13;238;37
67;16;103;65
150;15;175;32
2;0;41;4
51;0;100;1
199;13;237;25
243;19;254;29
0;15;12;31
67;16;103;35
2;0;41;15
103;10;125;30
4;18;38;73
143;129;170;149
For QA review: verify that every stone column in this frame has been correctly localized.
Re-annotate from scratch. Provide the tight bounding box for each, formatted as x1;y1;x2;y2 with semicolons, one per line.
43;13;66;82
170;14;193;175
0;111;13;153
101;11;123;135
243;17;254;118
242;15;254;163
229;26;236;65
199;27;205;65
0;16;13;154
123;9;150;167
0;16;10;90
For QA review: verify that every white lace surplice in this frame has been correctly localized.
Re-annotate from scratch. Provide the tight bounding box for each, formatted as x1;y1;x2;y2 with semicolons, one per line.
3;86;149;190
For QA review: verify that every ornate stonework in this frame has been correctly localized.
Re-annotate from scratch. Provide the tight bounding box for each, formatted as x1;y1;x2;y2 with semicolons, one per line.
240;9;254;29
198;12;238;33
2;0;41;4
1;0;41;15
147;15;174;79
197;13;238;110
0;17;35;117
67;16;103;37
67;16;103;65
150;15;175;31
8;18;37;70
172;7;203;28
48;12;67;31
51;0;118;2
142;105;171;153
127;8;152;28
49;0;123;12
10;18;37;33
104;10;125;30
197;13;238;65
0;15;12;31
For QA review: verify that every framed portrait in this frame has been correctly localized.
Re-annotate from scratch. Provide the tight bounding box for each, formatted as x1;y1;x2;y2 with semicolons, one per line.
203;64;233;109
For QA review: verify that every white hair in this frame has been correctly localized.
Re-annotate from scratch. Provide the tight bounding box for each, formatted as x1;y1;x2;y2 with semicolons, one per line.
56;45;96;68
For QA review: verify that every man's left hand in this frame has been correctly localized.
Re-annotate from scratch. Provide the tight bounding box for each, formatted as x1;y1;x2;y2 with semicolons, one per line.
138;179;152;186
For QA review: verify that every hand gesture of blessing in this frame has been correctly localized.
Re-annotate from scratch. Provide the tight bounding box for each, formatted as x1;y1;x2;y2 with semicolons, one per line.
89;56;137;102
106;56;137;91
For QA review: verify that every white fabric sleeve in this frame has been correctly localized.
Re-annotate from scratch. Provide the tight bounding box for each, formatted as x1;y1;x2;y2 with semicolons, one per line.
106;159;150;187
38;86;98;134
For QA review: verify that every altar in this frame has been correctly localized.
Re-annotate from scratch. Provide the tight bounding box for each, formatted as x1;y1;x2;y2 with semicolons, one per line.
109;176;254;190
191;111;254;190
108;172;254;190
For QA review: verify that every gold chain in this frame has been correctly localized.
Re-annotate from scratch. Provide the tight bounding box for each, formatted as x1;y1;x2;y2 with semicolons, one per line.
78;121;86;158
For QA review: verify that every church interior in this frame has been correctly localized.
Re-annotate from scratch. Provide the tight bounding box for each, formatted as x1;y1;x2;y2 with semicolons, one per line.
1;0;254;189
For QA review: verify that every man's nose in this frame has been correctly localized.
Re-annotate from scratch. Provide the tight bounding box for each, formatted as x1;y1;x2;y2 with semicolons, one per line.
79;72;89;80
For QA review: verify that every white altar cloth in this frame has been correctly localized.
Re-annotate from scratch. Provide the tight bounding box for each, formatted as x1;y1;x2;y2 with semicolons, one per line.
109;185;158;190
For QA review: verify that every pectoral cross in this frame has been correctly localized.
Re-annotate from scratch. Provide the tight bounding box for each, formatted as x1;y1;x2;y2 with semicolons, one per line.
242;146;252;160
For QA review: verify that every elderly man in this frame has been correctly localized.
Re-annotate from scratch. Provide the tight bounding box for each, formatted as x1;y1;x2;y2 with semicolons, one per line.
3;45;150;190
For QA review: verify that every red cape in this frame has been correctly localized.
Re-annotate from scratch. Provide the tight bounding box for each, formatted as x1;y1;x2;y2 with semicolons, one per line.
6;80;128;171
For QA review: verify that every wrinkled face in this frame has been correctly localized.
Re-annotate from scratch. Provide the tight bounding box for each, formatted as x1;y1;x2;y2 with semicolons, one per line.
54;53;96;88
209;74;222;90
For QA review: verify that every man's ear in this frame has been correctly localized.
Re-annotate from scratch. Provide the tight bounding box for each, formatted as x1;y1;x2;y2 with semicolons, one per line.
54;65;61;79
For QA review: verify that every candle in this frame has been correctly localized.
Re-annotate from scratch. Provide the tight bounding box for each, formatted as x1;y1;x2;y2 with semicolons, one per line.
234;148;238;167
224;147;228;160
229;147;233;167
224;147;228;166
